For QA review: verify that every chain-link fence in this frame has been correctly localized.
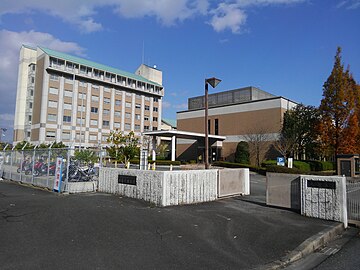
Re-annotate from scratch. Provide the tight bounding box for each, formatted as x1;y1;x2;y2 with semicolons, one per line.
0;148;105;192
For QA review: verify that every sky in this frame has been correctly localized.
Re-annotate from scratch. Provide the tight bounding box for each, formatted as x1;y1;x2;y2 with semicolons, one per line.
0;0;359;143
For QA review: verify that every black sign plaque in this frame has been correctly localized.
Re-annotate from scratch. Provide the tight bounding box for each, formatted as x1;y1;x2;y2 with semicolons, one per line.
118;174;137;185
307;180;336;190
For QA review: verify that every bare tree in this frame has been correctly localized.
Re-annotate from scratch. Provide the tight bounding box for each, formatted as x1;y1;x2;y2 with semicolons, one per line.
273;133;296;161
243;128;273;167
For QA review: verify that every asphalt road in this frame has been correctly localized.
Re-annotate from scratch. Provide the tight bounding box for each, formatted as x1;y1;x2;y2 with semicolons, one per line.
0;179;338;270
314;231;360;270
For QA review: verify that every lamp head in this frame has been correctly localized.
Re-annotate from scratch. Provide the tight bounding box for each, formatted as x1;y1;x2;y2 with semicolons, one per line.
206;77;221;88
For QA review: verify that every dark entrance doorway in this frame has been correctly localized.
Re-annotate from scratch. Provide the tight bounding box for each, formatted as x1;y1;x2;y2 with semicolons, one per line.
340;160;351;177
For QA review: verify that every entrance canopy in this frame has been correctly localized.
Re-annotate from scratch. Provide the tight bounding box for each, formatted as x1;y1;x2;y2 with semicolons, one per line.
143;130;226;161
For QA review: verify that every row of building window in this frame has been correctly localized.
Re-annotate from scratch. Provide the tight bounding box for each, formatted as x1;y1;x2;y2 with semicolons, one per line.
48;114;157;124
45;125;156;139
49;59;162;94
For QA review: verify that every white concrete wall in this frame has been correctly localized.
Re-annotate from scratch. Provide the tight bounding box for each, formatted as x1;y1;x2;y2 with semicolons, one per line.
98;168;218;206
300;175;347;227
218;168;250;198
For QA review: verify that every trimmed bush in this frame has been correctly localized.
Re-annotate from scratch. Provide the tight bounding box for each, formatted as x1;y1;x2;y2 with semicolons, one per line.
293;161;311;171
266;165;304;174
213;161;266;175
261;160;277;167
149;160;181;166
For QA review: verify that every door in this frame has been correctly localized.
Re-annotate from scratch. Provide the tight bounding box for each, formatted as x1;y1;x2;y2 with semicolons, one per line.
340;160;351;177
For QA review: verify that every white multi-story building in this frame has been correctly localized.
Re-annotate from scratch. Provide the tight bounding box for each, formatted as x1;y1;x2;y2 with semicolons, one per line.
13;45;164;147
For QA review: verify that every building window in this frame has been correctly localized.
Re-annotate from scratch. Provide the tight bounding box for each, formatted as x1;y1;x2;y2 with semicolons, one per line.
103;109;110;115
65;75;73;84
153;107;158;112
126;92;131;97
91;107;98;113
153;127;158;131
114;122;120;128
90;119;98;126
208;119;211;134
63;116;71;123
48;100;58;108
62;132;70;140
89;135;97;141
103;120;110;127
46;131;56;138
63;103;72;110
115;99;121;106
48;114;57;122
92;84;99;89
50;74;59;81
145;105;150;111
104;87;110;92
76;134;85;140
91;95;99;102
135;103;141;109
104;98;111;104
49;87;58;95
28;115;32;122
135;114;141;120
136;94;141;99
125;102;131;108
154;97;159;102
64;90;72;97
145;96;150;101
77;118;85;125
125;113;131;119
29;102;33;109
114;111;121;117
125;123;131;130
215;119;219;135
78;105;85;112
144;116;149;121
144;126;150;131
78;92;86;99
153;117;158;122
102;135;108;142
135;125;140;131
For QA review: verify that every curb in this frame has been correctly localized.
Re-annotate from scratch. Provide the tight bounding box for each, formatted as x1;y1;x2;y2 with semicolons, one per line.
263;223;345;270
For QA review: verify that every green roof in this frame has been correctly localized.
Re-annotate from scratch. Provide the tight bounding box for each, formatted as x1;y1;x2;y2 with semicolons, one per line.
162;118;177;128
39;47;161;86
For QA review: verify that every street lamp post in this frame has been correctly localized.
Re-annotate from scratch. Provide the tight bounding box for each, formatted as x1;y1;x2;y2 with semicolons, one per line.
204;77;221;169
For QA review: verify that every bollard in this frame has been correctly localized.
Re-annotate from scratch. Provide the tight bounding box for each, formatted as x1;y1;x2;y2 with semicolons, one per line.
148;163;151;170
170;164;173;171
152;162;156;171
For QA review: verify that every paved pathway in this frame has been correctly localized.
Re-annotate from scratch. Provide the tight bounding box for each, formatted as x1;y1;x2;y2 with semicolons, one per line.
0;180;337;270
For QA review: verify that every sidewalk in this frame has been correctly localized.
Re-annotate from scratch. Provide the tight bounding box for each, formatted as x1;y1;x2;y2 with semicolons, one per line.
0;180;340;270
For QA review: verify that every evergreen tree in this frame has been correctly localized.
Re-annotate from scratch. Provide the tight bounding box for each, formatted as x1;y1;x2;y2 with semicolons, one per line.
234;141;250;164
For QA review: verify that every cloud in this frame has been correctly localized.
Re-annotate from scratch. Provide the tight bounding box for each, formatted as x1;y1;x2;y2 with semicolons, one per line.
162;101;172;109
0;29;85;138
0;0;209;32
336;0;360;9
209;3;247;34
208;0;305;33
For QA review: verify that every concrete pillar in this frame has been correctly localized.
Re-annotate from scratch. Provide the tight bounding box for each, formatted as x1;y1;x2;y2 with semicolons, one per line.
171;136;176;161
152;137;156;161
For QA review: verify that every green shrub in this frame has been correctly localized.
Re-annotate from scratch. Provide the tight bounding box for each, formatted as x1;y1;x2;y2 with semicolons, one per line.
235;141;250;164
189;160;196;164
293;161;311;171
213;161;266;175
266;165;304;174
148;160;181;166
305;160;335;171
261;160;277;167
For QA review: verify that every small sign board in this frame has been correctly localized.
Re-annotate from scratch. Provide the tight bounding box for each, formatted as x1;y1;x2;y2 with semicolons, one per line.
53;157;63;192
140;149;148;170
118;175;137;185
277;157;285;166
287;158;293;168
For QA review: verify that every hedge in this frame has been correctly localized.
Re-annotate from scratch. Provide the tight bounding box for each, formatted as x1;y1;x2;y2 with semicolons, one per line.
128;159;181;166
212;161;266;175
262;159;335;172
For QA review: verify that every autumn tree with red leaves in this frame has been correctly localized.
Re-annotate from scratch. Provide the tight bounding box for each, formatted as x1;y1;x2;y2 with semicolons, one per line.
318;47;359;158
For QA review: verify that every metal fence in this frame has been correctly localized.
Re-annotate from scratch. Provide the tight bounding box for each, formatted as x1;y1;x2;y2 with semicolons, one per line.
346;180;360;221
0;148;105;192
